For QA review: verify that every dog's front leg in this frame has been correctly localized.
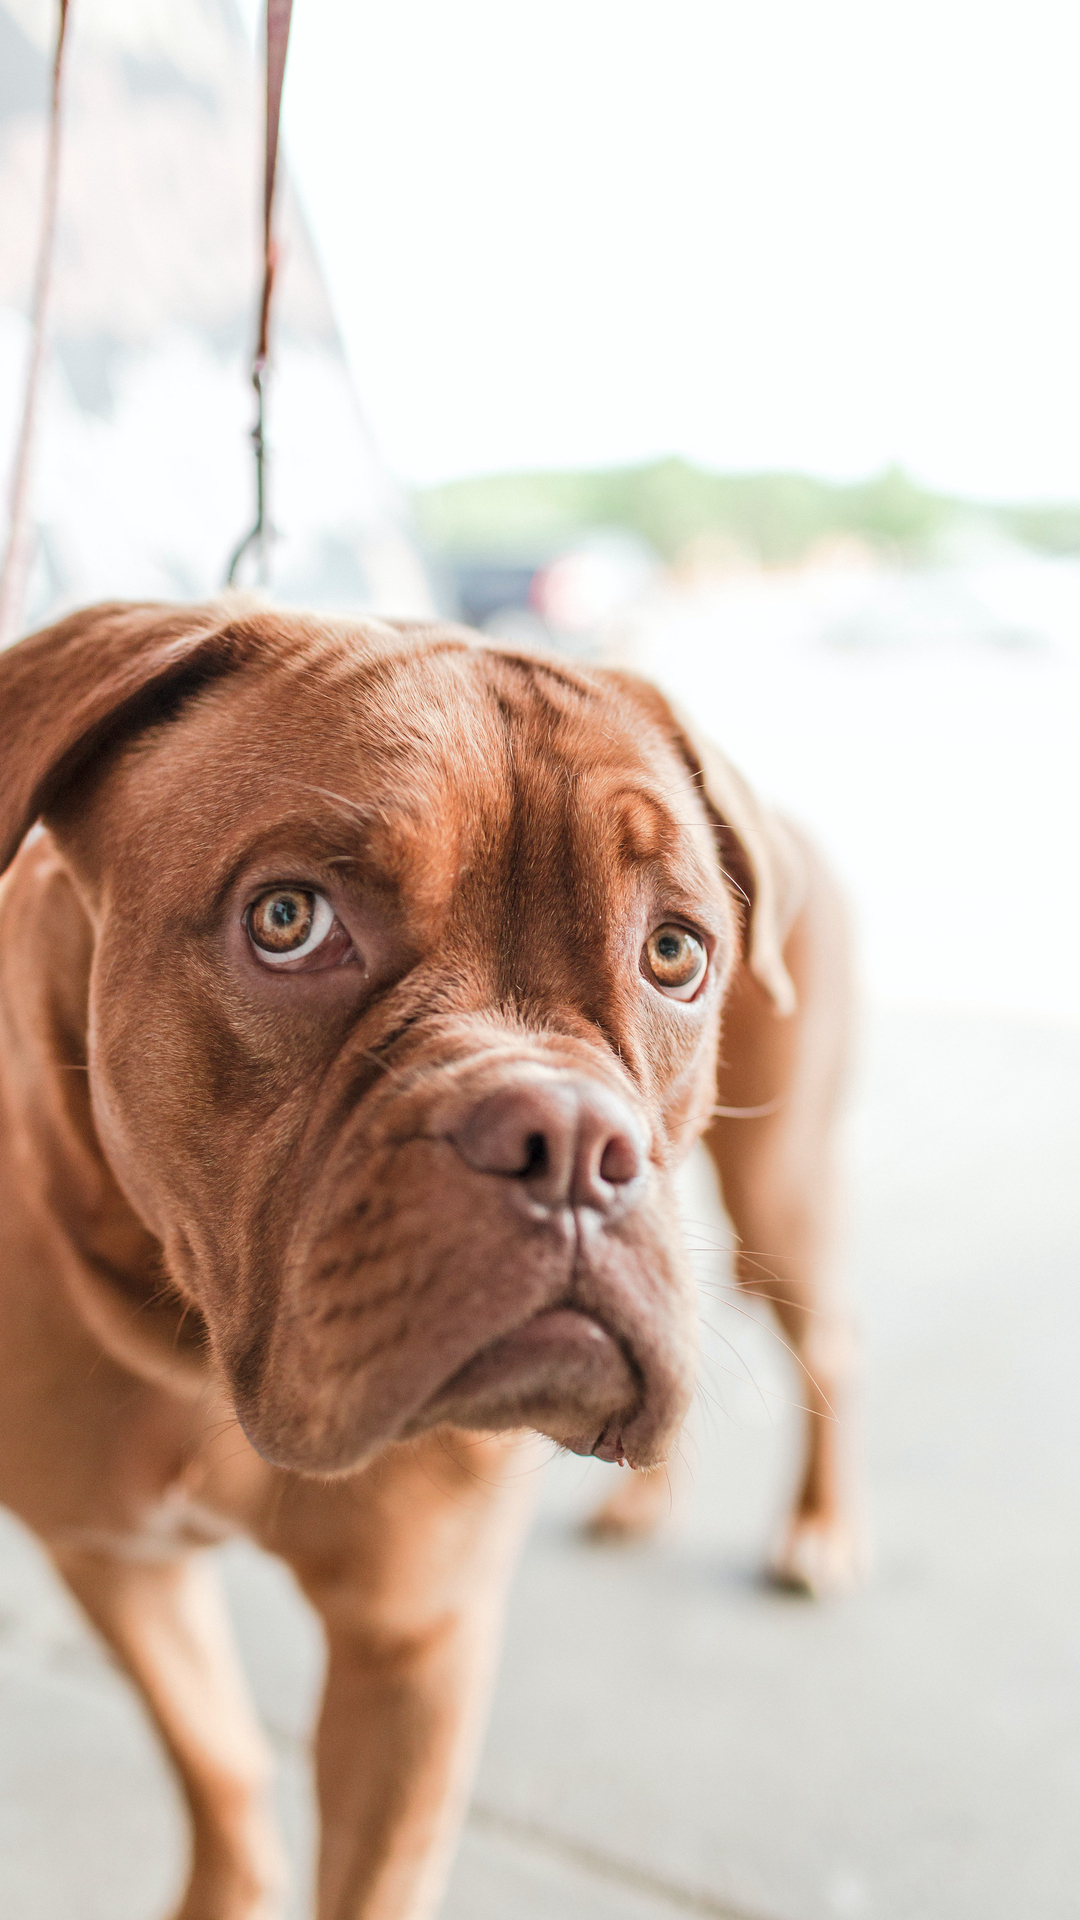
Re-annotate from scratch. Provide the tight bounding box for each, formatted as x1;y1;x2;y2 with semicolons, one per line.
52;1544;286;1920
280;1429;536;1920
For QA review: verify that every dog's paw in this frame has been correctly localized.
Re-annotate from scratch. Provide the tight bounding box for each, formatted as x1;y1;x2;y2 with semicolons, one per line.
584;1466;676;1542
768;1512;868;1599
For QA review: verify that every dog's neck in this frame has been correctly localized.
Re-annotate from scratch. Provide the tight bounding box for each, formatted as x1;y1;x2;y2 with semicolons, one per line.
0;831;212;1398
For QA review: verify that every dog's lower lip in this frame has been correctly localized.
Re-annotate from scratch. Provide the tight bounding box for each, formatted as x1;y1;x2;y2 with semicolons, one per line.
420;1307;636;1443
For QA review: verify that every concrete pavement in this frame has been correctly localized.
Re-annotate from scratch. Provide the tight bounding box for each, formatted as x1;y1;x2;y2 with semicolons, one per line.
1;1009;1078;1920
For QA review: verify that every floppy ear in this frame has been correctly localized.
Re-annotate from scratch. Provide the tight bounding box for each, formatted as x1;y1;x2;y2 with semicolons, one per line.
0;599;255;873
604;669;806;1015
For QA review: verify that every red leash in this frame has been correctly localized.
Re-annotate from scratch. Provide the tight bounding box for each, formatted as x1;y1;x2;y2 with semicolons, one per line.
226;0;295;588
0;0;71;648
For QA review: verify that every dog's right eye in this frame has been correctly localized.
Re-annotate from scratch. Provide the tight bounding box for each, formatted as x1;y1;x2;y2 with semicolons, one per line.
247;888;336;965
643;924;708;1000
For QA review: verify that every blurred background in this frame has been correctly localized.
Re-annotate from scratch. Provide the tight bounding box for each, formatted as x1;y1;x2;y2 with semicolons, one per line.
1;3;1079;1918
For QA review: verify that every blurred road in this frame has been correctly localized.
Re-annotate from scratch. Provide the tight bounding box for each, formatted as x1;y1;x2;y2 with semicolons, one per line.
2;1006;1077;1920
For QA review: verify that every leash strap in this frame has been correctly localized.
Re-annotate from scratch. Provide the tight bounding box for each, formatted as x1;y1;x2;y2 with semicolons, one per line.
0;0;71;648
226;0;295;588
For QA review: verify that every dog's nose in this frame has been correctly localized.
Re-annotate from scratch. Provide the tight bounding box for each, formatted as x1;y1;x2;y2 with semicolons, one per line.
448;1079;647;1213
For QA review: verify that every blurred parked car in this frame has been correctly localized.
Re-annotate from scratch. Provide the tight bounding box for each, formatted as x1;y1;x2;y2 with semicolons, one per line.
446;529;660;655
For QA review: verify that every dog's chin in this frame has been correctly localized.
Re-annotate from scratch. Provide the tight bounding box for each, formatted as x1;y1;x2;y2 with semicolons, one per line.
403;1307;641;1464
233;1302;679;1479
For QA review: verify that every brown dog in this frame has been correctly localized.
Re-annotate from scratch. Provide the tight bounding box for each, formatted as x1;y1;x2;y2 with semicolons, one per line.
0;600;858;1919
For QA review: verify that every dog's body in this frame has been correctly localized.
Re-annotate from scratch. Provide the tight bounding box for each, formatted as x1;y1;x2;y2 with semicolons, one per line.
0;602;857;1920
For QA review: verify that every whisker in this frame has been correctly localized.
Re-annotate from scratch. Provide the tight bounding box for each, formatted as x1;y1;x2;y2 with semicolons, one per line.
693;1315;775;1415
709;1097;785;1119
695;1341;817;1422
693;1278;827;1320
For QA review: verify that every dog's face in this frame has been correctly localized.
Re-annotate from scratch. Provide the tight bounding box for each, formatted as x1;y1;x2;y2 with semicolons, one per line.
12;609;746;1476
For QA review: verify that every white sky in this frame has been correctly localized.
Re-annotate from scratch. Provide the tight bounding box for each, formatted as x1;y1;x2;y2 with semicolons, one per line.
257;0;1080;496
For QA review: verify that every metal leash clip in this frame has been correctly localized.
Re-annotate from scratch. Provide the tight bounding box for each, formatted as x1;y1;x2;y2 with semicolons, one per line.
225;0;294;590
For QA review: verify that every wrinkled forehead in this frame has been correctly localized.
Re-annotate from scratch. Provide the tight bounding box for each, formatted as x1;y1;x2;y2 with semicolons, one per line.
106;634;718;900
470;648;721;888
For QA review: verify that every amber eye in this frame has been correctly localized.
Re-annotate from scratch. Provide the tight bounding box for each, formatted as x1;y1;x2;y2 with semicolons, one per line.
247;888;335;965
644;925;708;1001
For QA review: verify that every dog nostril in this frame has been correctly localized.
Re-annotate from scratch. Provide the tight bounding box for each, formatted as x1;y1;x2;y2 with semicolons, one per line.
598;1134;641;1186
521;1131;549;1178
447;1080;647;1208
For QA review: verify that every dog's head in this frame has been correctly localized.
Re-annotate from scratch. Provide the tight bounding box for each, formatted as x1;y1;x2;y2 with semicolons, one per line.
0;601;794;1475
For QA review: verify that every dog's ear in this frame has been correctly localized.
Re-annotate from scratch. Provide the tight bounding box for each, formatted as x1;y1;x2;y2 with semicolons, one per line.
604;668;804;1014
0;599;255;873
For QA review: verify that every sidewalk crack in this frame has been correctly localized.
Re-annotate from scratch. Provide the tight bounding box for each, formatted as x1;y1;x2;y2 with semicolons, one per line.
467;1802;780;1920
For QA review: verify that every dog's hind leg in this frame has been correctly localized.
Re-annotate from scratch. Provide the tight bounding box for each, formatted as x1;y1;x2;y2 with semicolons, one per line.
702;839;864;1597
584;1460;683;1541
588;837;864;1594
52;1545;286;1920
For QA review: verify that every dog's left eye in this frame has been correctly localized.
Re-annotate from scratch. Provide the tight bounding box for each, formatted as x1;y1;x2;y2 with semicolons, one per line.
247;888;336;965
643;925;708;1001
